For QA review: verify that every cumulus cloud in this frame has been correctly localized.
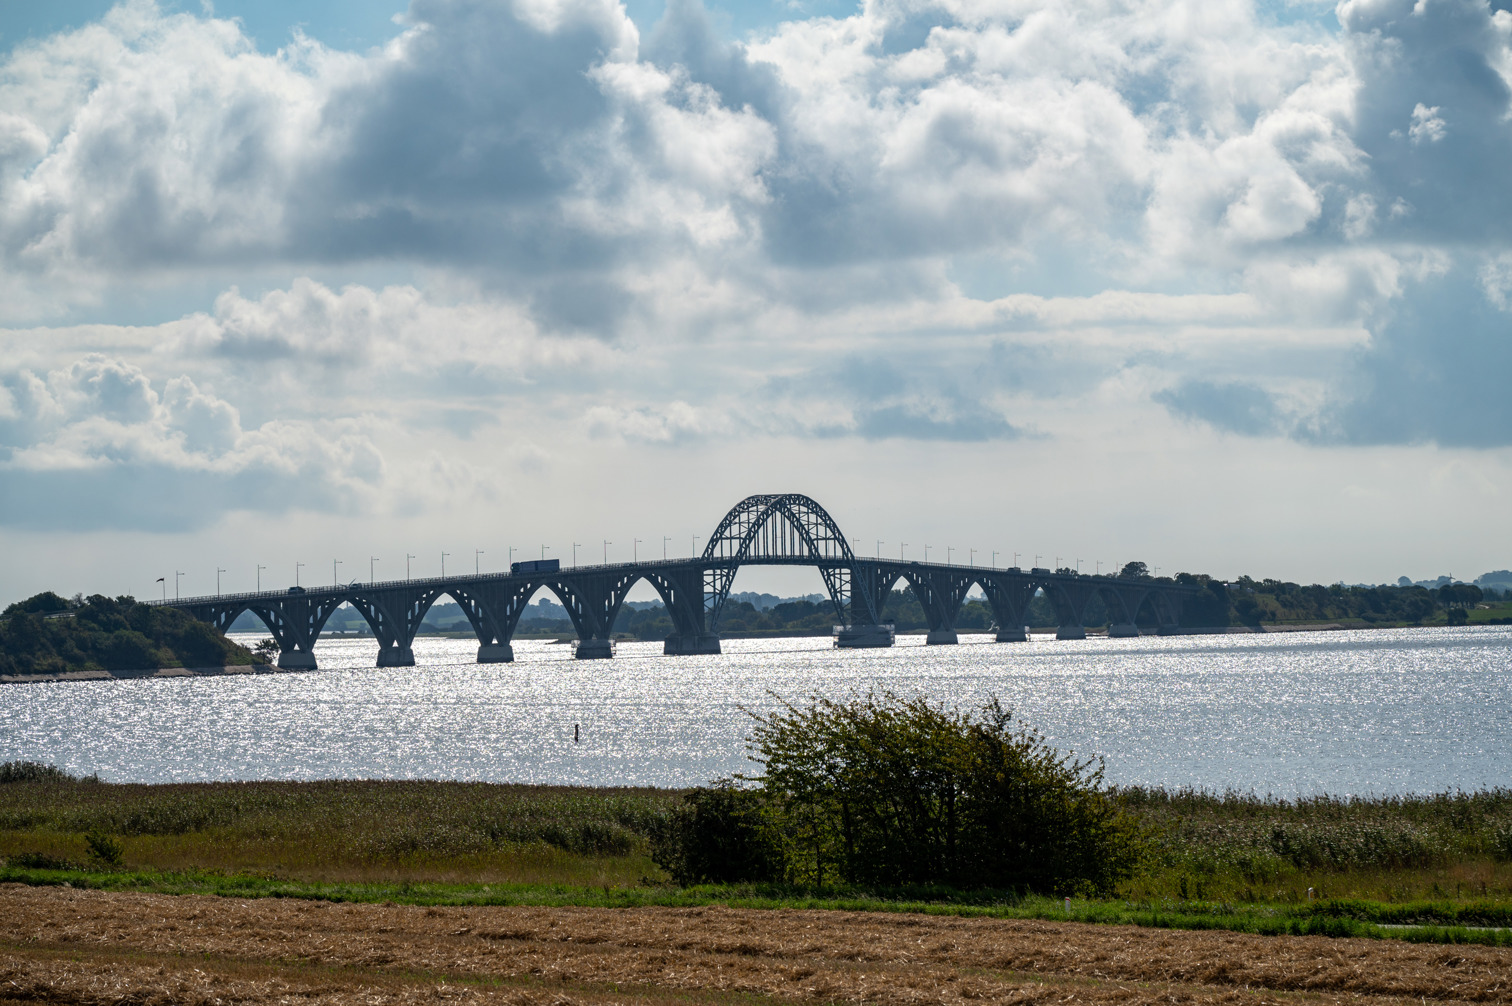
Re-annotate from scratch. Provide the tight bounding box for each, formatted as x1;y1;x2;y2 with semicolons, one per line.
0;355;385;530
0;0;1508;547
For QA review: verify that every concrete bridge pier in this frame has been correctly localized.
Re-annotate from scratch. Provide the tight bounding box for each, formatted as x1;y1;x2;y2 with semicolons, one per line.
995;626;1028;642
1108;623;1140;637
277;648;318;670
663;633;721;655
477;643;514;663
834;623;895;648
376;645;415;667
925;628;958;645
1056;624;1087;640
574;637;615;659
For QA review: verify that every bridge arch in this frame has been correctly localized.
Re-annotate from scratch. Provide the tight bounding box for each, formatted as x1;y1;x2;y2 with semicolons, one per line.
702;494;855;628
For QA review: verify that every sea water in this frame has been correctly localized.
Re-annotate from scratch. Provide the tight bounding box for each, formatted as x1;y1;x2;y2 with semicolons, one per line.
2;626;1509;795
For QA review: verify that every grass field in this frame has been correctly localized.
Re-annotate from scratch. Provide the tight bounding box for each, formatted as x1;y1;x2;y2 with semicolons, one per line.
4;774;1512;944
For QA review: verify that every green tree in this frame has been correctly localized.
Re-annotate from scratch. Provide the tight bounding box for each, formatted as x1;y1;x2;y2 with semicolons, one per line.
735;692;1144;894
1118;561;1149;579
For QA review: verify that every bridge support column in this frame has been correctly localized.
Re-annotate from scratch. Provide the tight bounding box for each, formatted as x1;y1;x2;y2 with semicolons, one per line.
995;626;1028;642
925;628;958;645
477;643;514;663
574;638;615;659
664;633;721;655
1108;623;1140;638
1056;624;1087;640
376;644;415;667
834;624;894;648
276;648;318;670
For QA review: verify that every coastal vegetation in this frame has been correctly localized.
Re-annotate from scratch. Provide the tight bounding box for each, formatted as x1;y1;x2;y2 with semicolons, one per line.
0;592;266;677
5;694;1512;944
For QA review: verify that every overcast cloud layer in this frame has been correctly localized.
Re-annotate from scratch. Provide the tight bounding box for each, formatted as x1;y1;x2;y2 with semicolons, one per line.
1;0;1510;597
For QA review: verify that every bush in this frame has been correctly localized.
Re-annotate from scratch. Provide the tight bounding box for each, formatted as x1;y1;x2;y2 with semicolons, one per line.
667;692;1146;895
7;851;78;870
85;831;124;867
651;781;786;885
0;761;96;784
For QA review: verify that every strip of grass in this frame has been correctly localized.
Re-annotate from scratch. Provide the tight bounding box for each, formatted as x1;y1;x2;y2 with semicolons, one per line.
6;861;1512;948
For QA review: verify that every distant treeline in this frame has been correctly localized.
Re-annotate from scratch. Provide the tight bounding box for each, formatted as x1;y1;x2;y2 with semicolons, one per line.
0;593;264;676
593;574;1505;640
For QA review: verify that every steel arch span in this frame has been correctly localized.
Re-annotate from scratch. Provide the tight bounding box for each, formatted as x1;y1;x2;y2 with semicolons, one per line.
157;490;1206;667
701;493;856;627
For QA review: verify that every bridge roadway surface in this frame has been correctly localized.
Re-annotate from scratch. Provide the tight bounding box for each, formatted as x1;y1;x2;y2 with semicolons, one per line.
154;493;1201;669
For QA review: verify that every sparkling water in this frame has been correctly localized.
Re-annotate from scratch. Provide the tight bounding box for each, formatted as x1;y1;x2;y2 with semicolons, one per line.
3;626;1509;795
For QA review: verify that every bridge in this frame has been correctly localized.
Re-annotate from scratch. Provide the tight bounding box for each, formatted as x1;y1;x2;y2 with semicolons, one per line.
156;494;1203;669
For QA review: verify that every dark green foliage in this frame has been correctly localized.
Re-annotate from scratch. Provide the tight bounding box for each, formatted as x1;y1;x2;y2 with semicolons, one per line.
651;781;787;884
719;693;1145;895
6;851;78;870
0;592;264;675
85;831;124;866
0;761;97;784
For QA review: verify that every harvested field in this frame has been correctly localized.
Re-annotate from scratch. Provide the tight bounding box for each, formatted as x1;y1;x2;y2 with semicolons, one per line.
3;885;1511;1005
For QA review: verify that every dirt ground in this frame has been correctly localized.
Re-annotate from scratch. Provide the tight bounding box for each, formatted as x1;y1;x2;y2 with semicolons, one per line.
3;884;1510;1006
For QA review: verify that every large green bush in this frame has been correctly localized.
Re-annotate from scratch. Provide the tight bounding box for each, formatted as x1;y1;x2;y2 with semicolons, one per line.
660;693;1145;896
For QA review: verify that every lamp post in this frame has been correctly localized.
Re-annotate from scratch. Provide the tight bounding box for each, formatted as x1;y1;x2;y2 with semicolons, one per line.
1013;552;1021;568
634;538;642;562
257;564;265;591
216;567;225;596
947;546;953;566
1076;558;1083;573
900;542;907;561
691;534;700;557
333;559;342;587
440;552;448;577
924;544;931;563
572;542;580;567
475;549;484;575
1034;554;1042;569
663;536;671;560
158;577;166;602
992;550;998;568
876;539;884;559
507;546;515;568
371;557;379;585
296;562;304;587
603;539;611;563
969;548;976;567
540;544;549;561
405;554;414;581
174;571;183;600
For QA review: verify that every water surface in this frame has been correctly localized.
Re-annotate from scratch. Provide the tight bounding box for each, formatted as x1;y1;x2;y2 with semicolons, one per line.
3;626;1508;795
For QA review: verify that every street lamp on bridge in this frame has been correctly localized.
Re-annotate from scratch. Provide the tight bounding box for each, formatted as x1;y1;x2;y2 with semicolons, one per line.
333;559;342;587
923;545;931;563
174;571;183;600
405;554;415;581
634;538;642;562
876;539;883;559
440;553;448;577
572;542;581;567
603;540;611;563
900;542;907;561
216;567;225;596
663;536;671;560
257;565;265;591
296;562;304;587
371;557;379;585
475;549;484;575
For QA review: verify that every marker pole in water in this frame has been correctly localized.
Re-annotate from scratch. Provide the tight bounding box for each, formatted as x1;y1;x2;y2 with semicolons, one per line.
574;724;580;743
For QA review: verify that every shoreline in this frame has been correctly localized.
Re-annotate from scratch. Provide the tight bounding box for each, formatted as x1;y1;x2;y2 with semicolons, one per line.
1;663;278;685
9;621;1497;684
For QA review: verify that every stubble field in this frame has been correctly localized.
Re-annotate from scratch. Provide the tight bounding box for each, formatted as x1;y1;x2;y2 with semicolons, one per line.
3;884;1510;1006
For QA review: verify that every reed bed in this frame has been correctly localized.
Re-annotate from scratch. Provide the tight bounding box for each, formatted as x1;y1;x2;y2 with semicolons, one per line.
5;770;1512;908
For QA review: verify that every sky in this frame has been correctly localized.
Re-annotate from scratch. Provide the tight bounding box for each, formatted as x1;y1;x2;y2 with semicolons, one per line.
0;0;1510;605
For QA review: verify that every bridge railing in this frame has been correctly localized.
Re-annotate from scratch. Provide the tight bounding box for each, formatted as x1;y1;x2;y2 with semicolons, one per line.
151;557;1202;608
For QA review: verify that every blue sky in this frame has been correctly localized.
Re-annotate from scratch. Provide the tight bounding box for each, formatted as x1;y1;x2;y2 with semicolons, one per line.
0;0;1509;603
